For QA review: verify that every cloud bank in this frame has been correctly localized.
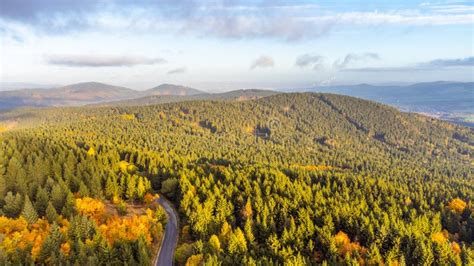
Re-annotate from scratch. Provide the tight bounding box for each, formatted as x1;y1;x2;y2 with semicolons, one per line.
425;57;474;67
250;56;275;70
1;1;472;41
343;56;474;72
295;54;325;69
46;54;166;67
333;53;381;69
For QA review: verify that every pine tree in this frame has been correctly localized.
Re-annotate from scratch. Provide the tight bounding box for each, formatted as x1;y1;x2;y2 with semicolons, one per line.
51;184;65;212
244;219;255;245
366;243;383;265
61;192;75;217
3;191;23;217
0;173;6;201
21;195;39;224
228;228;247;255
46;202;58;223
38;223;63;263
78;181;90;197
137;234;151;266
126;175;136;201
460;244;473;265
433;242;452;265
209;234;221;254
35;187;49;217
105;176;114;199
136;177;146;200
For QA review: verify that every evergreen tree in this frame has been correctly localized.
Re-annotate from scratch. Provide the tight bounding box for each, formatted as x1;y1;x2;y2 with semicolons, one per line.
244;219;255;246
35;187;49;217
136;177;146;200
3;191;23;217
137;234;151;266
228;228;247;255
46;202;58;223
126;175;136;200
21;195;38;224
51;184;65;212
61;192;75;217
209;234;221;254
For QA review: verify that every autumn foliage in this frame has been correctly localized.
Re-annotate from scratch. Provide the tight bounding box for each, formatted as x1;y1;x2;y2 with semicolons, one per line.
333;231;366;258
448;198;467;214
0;197;164;263
432;231;448;244
75;197;105;221
0;216;69;260
290;164;334;171
99;208;162;246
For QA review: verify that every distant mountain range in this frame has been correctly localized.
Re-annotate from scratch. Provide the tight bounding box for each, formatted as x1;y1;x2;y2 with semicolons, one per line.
146;84;205;96
294;81;473;126
94;89;279;107
1;81;472;126
0;82;206;110
297;81;473;113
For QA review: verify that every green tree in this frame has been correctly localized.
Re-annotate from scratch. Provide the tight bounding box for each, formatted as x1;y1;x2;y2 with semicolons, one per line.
51;184;65;212
3;191;23;217
35;187;49;217
21;195;38;224
161;178;178;198
46;202;58;223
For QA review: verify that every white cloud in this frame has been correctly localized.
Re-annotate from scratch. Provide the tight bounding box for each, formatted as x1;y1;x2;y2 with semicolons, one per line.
1;1;472;41
46;54;166;67
250;56;274;70
305;11;473;26
333;53;381;70
342;56;474;72
295;54;326;69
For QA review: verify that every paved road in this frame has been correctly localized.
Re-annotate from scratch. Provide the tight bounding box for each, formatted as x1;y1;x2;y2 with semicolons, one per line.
155;197;178;266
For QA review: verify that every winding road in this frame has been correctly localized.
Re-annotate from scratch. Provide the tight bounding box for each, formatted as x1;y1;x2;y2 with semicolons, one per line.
154;196;179;266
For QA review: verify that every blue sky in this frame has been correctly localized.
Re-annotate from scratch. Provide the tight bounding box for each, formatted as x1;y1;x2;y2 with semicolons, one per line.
0;0;473;91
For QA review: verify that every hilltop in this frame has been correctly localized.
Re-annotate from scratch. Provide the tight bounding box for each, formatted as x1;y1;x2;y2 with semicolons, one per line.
0;82;138;109
301;81;474;126
95;89;279;107
145;84;205;96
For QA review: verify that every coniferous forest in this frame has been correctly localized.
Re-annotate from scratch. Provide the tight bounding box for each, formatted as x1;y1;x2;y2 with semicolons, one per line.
0;93;473;265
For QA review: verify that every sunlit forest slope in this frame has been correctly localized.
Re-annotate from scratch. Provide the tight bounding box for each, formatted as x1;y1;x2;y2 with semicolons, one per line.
0;93;472;265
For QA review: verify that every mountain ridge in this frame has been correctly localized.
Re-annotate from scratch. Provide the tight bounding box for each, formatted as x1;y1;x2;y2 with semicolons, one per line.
144;83;206;96
0;82;206;109
93;88;279;107
296;81;473;126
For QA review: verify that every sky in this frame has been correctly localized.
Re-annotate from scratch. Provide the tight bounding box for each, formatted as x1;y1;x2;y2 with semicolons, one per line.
0;0;473;91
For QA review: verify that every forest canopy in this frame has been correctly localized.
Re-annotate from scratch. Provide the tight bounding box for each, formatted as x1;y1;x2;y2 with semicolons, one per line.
0;93;472;265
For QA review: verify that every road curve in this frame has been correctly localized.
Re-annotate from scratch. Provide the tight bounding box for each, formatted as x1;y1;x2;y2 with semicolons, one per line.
154;196;179;266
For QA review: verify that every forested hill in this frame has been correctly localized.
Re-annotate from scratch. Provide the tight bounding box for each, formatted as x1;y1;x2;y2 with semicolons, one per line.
0;93;473;265
93;89;279;107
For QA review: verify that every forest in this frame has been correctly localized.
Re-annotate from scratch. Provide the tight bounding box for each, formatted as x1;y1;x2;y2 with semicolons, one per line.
0;93;472;265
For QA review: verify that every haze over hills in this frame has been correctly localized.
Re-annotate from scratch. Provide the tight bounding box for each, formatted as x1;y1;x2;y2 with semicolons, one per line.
146;84;206;96
0;82;206;110
1;80;472;126
94;89;279;107
297;81;474;126
0;82;62;90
